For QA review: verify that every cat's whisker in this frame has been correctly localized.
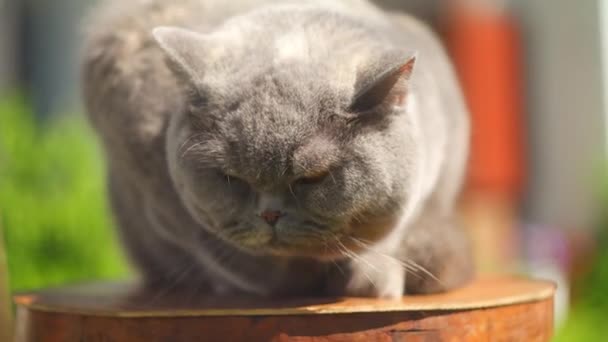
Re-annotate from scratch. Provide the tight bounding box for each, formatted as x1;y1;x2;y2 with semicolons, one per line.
179;141;206;160
287;184;300;207
328;170;337;185
331;259;346;277
177;133;207;156
348;237;416;275
189;243;239;301
319;236;347;278
214;244;238;266
348;236;443;286
353;237;376;245
148;261;198;303
333;237;374;286
333;235;379;273
404;259;444;287
335;238;378;290
348;237;417;280
280;165;289;178
350;214;364;225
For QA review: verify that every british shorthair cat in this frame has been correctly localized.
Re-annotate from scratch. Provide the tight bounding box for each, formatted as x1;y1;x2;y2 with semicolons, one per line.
82;0;473;298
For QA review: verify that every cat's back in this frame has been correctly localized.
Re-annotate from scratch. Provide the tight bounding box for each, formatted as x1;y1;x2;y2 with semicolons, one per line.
82;0;260;128
81;0;379;139
82;0;381;75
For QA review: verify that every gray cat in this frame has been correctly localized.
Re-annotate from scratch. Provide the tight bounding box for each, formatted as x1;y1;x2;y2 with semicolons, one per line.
82;0;473;298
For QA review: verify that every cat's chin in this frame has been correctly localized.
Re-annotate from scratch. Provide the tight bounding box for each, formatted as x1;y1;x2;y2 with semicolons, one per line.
231;236;368;261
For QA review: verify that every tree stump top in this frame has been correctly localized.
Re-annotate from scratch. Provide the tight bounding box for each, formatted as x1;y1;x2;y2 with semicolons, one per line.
13;276;556;341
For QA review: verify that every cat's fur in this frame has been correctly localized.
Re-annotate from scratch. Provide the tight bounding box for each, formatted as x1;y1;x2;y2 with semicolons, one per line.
82;0;473;298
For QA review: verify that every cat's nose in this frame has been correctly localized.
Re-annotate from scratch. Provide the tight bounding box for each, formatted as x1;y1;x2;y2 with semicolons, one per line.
260;210;282;226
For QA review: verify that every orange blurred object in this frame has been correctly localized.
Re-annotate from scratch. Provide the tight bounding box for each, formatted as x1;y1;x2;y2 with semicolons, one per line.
444;1;526;273
444;1;526;199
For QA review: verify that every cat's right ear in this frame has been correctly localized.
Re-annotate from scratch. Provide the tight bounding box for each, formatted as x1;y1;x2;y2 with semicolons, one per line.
152;26;208;86
349;54;416;114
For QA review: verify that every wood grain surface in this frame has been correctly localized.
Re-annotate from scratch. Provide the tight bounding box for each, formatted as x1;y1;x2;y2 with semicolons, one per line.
13;276;555;341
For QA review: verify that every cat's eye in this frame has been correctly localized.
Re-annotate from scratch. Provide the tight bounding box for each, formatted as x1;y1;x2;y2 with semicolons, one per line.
188;92;207;109
294;171;329;186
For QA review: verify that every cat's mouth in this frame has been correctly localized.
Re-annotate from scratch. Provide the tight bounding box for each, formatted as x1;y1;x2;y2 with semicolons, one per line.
226;228;367;260
218;213;400;259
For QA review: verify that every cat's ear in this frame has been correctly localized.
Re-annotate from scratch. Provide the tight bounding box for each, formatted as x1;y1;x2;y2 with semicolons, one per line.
349;54;417;114
152;26;209;86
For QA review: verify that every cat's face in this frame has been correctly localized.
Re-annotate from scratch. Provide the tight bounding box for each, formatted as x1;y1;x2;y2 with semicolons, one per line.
155;26;418;260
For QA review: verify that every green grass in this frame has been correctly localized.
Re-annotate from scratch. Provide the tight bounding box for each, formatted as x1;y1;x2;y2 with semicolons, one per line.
554;227;608;340
0;94;128;292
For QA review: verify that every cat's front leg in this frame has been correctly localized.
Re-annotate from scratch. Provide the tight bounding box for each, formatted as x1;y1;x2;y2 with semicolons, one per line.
326;252;406;299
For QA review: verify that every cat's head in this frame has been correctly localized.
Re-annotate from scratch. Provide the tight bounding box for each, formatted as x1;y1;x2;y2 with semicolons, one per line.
153;23;420;260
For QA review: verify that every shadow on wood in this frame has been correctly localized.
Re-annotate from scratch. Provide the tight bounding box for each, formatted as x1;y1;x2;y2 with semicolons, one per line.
13;276;555;341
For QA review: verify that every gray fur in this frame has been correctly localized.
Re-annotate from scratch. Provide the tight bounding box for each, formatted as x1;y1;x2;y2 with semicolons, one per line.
82;0;473;298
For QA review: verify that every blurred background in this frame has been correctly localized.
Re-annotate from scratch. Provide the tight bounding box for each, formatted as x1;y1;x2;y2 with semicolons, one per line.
1;0;607;340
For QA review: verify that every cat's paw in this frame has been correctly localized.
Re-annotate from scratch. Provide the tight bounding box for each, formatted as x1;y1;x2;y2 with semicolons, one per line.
326;253;405;299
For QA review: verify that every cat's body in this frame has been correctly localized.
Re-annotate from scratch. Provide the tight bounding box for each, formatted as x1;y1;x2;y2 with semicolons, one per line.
83;0;473;298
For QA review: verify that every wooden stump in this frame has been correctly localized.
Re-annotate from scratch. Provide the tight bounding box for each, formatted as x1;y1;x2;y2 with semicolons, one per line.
13;276;555;341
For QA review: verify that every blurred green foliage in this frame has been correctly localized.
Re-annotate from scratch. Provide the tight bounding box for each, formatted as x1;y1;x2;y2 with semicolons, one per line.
0;94;128;292
555;252;608;339
554;174;608;341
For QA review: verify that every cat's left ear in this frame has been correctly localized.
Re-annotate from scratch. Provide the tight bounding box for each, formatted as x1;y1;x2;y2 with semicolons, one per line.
152;26;209;86
349;54;417;115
